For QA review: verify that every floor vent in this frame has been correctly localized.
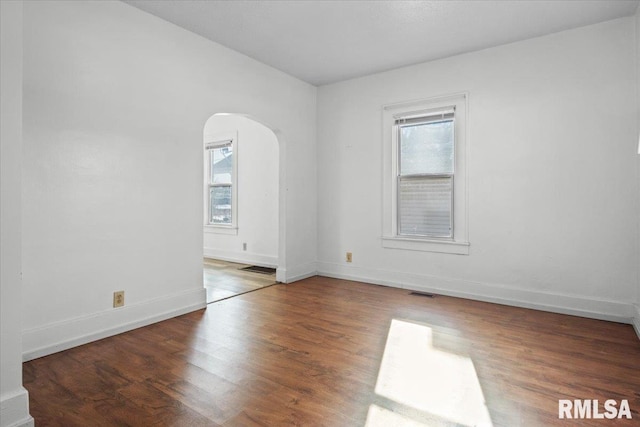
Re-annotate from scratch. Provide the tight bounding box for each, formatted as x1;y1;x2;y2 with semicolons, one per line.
240;265;276;275
409;291;436;298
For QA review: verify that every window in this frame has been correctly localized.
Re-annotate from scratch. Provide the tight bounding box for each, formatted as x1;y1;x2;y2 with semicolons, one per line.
382;93;469;254
204;132;238;232
208;142;233;225
398;111;454;238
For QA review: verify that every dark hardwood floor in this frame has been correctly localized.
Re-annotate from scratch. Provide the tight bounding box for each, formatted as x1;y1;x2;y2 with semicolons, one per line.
24;276;640;426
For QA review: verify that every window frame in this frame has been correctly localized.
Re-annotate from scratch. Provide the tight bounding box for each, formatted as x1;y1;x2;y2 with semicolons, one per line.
204;131;238;235
382;93;469;255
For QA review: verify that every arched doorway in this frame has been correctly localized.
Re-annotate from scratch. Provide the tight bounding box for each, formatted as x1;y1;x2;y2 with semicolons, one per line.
202;113;283;302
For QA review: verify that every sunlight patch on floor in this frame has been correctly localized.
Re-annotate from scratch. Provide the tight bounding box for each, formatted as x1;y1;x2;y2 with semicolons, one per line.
373;319;493;427
365;404;435;427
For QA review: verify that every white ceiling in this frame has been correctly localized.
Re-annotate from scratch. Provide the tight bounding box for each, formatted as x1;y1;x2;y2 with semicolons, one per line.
123;0;639;86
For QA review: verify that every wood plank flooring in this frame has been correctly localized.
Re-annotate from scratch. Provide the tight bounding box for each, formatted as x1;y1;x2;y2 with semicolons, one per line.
203;258;276;303
24;276;640;426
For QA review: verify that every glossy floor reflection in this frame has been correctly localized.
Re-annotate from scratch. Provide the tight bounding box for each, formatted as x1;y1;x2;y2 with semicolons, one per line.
203;258;276;303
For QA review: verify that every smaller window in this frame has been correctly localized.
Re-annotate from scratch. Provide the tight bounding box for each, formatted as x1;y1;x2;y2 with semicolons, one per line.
204;133;237;229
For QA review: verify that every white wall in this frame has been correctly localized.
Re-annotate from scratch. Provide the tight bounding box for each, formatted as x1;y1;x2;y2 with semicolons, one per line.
317;17;639;323
0;1;33;425
21;0;316;360
203;115;279;267
635;5;640;337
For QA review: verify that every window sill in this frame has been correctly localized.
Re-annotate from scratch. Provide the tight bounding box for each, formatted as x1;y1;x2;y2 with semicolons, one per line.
204;225;238;235
382;236;469;255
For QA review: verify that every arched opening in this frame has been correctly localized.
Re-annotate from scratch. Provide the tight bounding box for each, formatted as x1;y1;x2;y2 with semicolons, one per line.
202;113;284;302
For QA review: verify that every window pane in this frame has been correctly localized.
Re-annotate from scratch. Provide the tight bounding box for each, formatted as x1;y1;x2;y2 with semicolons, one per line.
210;145;233;185
398;176;452;237
400;120;453;175
209;186;232;225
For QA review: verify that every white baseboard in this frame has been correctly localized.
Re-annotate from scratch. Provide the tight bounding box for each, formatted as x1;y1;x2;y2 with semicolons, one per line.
279;262;317;283
0;388;34;427
633;304;640;341
316;262;635;324
203;248;277;268
22;287;206;361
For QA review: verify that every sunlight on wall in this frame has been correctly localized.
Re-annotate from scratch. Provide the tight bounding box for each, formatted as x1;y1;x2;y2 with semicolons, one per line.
372;319;493;427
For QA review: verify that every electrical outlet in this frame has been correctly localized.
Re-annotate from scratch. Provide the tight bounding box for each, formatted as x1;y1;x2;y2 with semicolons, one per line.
243;242;247;251
346;252;353;263
113;291;124;308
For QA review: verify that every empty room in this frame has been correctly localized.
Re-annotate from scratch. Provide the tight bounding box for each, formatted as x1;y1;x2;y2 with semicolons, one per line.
1;1;639;426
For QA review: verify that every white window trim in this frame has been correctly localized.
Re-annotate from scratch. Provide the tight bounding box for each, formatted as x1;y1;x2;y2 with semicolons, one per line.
204;131;238;235
382;93;469;255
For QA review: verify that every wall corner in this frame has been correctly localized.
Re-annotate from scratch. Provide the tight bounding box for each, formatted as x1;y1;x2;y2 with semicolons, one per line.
633;304;640;342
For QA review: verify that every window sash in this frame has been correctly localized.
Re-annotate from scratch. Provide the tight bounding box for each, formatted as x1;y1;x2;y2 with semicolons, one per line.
398;119;455;176
396;110;455;239
397;175;453;238
209;184;232;225
208;143;233;186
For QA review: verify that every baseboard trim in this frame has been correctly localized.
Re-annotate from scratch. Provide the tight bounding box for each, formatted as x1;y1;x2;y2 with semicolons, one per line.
280;262;317;283
0;388;34;427
316;262;635;324
22;287;206;361
633;304;640;341
203;248;277;268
